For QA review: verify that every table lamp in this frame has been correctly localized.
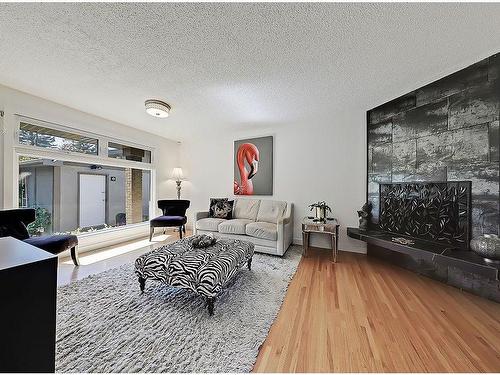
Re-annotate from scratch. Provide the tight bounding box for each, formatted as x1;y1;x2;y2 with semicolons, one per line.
171;167;184;199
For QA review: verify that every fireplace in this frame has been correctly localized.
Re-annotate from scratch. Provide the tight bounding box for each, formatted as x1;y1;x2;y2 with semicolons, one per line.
347;180;499;302
378;181;472;249
354;52;500;302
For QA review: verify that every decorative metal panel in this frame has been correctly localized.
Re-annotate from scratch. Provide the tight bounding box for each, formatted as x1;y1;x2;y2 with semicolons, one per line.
379;181;472;248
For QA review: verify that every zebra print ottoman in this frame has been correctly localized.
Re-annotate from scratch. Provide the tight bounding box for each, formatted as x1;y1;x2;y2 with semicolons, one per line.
134;236;254;315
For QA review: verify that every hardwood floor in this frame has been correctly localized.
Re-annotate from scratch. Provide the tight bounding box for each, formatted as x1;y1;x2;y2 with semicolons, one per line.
253;248;500;373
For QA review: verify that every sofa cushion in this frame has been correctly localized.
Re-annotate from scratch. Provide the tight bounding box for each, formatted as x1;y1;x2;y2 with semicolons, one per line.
218;219;253;235
257;200;287;223
245;222;278;241
233;199;260;221
196;218;226;232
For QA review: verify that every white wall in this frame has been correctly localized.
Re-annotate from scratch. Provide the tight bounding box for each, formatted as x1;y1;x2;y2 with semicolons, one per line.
180;109;368;253
0;84;180;251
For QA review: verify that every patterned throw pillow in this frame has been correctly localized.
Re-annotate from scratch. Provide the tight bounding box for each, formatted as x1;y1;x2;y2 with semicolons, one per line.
209;198;233;219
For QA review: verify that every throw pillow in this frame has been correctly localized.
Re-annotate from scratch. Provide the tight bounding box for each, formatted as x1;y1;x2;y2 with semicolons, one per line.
209;198;233;219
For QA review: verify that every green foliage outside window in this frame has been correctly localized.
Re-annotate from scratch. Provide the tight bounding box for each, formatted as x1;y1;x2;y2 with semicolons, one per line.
19;129;56;148
27;207;52;236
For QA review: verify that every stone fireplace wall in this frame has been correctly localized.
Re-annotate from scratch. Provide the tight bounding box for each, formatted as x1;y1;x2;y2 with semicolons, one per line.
367;53;499;237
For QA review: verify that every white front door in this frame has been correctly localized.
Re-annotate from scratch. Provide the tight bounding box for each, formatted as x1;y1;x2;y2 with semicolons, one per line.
79;174;106;228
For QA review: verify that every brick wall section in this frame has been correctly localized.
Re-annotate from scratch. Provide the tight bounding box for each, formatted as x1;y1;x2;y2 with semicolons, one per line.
367;53;500;237
125;168;143;224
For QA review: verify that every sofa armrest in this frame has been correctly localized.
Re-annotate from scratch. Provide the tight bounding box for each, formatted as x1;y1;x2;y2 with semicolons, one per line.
277;202;292;225
195;211;209;221
277;203;293;256
278;216;291;225
193;211;209;235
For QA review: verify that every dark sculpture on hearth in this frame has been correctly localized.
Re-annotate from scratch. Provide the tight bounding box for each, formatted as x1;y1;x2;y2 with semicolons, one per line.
357;202;372;230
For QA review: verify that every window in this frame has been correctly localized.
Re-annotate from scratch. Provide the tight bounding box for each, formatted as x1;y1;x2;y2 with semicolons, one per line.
18;174;29;208
18;156;151;235
108;142;151;163
19;122;99;155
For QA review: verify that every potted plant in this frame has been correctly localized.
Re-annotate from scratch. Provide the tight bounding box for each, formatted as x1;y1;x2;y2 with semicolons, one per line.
309;201;332;222
27;207;51;236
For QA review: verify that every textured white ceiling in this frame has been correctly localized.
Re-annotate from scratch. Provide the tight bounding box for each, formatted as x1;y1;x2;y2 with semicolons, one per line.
1;3;500;141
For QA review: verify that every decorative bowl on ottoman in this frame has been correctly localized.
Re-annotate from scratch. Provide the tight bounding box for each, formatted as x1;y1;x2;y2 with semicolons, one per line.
134;235;254;315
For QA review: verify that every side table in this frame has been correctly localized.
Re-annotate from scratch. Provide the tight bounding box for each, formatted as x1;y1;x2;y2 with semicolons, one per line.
0;237;58;372
302;217;340;262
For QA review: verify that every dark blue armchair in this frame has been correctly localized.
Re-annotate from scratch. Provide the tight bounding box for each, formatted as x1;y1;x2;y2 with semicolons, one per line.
150;200;190;241
0;208;79;266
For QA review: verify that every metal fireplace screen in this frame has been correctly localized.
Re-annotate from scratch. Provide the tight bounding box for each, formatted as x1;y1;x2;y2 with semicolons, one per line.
379;181;472;248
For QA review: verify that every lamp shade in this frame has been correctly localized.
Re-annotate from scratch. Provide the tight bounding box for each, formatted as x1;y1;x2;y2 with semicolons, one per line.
171;167;184;181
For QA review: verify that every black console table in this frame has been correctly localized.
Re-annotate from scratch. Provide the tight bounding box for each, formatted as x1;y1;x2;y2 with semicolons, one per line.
0;237;58;372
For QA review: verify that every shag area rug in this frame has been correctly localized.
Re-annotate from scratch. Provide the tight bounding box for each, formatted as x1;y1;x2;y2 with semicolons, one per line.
56;245;301;373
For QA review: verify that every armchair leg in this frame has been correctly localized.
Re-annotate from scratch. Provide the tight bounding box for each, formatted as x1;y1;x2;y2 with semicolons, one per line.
70;246;80;266
179;226;183;239
149;227;154;241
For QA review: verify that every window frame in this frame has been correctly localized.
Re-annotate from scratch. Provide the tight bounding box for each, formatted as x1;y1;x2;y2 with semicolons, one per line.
13;115;157;237
15;116;155;164
107;140;152;164
18;121;100;156
18;173;28;208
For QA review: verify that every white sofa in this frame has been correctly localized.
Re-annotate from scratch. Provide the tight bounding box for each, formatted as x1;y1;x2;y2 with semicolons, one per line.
194;198;293;256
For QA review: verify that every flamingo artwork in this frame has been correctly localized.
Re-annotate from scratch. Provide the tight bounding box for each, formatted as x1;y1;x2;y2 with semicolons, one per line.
234;143;259;195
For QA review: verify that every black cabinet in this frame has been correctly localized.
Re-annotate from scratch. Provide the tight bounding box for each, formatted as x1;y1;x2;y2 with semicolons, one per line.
0;237;57;372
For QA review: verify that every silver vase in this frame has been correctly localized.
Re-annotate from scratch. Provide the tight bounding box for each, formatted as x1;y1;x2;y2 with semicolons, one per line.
470;234;500;263
315;207;326;221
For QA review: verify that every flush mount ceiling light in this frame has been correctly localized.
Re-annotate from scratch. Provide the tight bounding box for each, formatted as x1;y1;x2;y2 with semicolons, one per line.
145;99;171;118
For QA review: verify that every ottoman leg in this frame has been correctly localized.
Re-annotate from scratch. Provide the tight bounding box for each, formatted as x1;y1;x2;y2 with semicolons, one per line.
247;257;252;270
139;277;146;293
206;297;215;316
